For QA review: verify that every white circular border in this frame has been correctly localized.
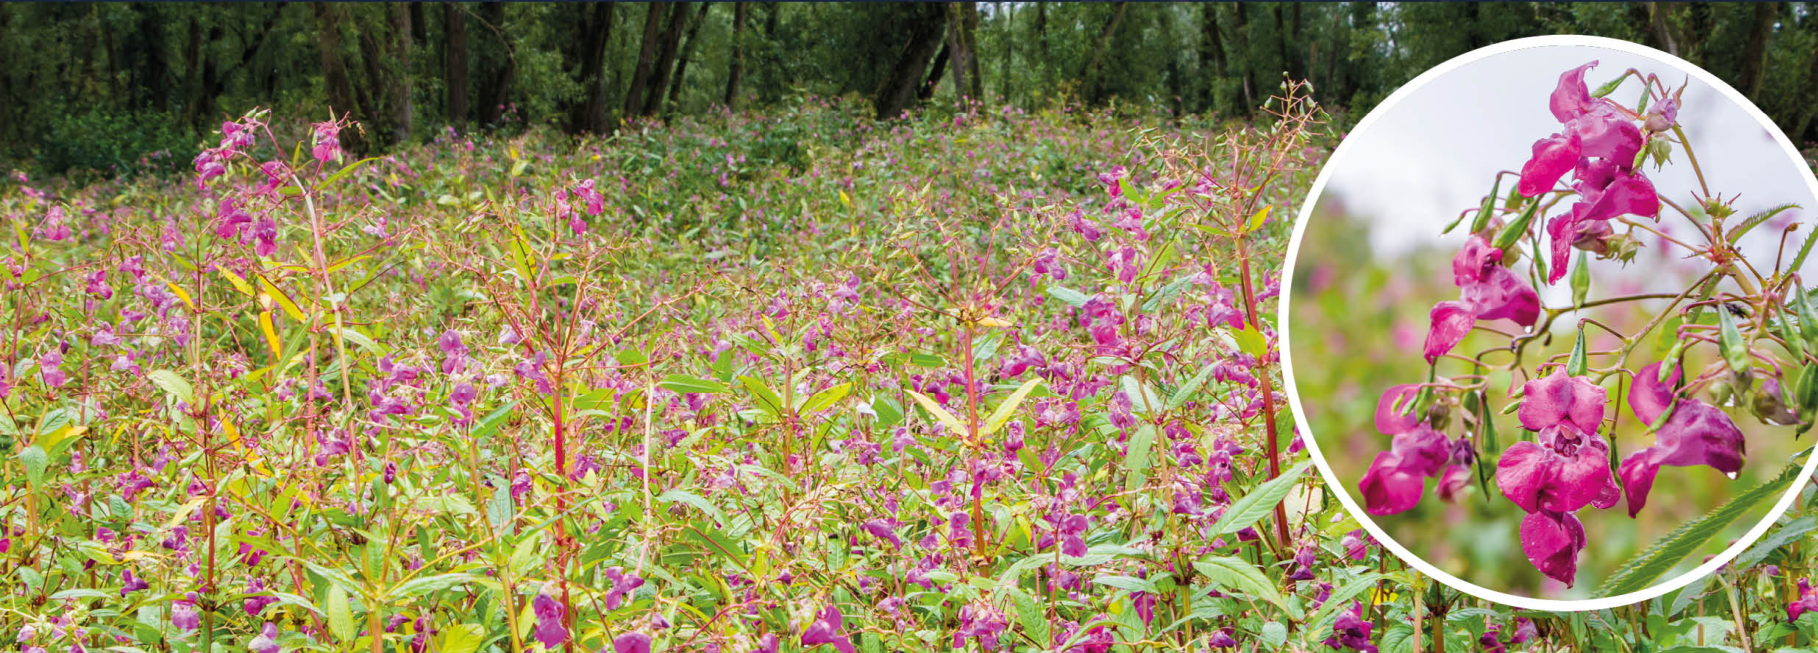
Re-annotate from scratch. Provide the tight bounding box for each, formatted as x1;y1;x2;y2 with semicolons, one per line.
1279;34;1818;611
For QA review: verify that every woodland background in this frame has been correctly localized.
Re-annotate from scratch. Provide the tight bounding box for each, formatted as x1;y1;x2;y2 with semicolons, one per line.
3;2;1818;182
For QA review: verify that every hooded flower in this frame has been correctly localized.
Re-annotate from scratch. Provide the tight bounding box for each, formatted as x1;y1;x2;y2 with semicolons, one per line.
1324;601;1377;653
1790;578;1818;622
801;606;855;653
1423;236;1540;363
1358;423;1451;515
1495;369;1619;515
531;594;567;649
1617;361;1746;516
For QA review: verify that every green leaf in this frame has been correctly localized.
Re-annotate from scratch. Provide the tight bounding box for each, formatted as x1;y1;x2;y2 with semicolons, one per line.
1792;229;1818;277
1734;514;1817;568
1308;572;1385;626
1119;375;1161;414
486;484;514;531
326;584;356;643
657;489;728;526
1167;364;1217;410
1797;286;1818;355
1260;621;1287;647
1599;456;1806;596
18;445;45;487
1229;324;1267;359
798;382;851;414
145;370;195;405
981;377;1043;436
388;573;478;601
1046;286;1091;308
657;375;731;395
321;156;381;188
1192;557;1286;611
1091;575;1158;594
435;624;487;653
1125;424;1155;491
739;376;785;418
1724;203;1800;242
1211;460;1312;535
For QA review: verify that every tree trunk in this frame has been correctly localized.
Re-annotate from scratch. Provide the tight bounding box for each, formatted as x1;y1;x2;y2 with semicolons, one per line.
665;2;712;114
477;1;512;126
724;2;746;109
625;3;666;117
445;4;468;127
1648;2;1679;57
313;4;357;118
942;3;983;106
409;2;426;45
388;2;413;143
920;43;949;102
1200;3;1226;113
643;3;690;116
872;2;947;119
998;2;1010;103
1792;9;1818;142
1035;1;1048;92
567;3;614;133
1080;2;1129;105
1230;2;1254;112
1737;1;1776;101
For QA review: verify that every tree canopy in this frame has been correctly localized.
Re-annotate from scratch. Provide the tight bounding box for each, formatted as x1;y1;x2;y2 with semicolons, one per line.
3;3;1815;179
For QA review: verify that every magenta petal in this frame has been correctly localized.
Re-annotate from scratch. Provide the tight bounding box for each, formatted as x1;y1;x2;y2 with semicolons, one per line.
1582;170;1660;222
1518;133;1582;197
1495;441;1555;514
1618;450;1660;518
1518;369;1607;434
1549;61;1599;122
1359;451;1426;516
1540;426;1619;512
1436;465;1472;502
1464;266;1540;327
1424;301;1476;364
1375;384;1424;436
1567;105;1643;164
1628;361;1681;426
1619;400;1745;517
1452;236;1503;286
1520;511;1586;588
1545;211;1580;285
1391;424;1453;477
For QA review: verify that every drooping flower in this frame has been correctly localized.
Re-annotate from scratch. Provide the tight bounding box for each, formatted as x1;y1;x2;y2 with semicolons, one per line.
249;623;281;653
1324;601;1377;653
953;602;1008;651
1495;370;1619;515
1617;361;1746;516
531;593;567;649
172;600;201;631
801;605;855;653
603;567;644;610
611;633;651;653
1423;236;1540;363
312;121;342;163
1790;578;1818;622
1358;423;1451;515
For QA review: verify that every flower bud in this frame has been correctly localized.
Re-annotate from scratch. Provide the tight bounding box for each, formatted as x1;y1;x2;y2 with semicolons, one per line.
1644;98;1679;132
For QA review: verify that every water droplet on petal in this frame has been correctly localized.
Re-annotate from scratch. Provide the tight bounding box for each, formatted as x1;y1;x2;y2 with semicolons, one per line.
1726;471;1739;480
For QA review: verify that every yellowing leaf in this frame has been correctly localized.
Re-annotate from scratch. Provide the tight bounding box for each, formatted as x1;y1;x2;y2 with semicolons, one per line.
257;274;307;321
258;311;282;360
218;268;255;297
1246;206;1272;233
906;390;969;437
839;190;852;207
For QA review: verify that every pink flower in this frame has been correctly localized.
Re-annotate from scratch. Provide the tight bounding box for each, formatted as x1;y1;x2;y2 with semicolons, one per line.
531;594;566;648
801;606;855;653
611;633;651;653
1616;362;1746;516
312;122;342;163
1422;236;1539;363
1790;578;1818;622
1358;423;1450;515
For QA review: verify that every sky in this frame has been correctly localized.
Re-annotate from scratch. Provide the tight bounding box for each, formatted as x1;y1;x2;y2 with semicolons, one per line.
1319;43;1818;304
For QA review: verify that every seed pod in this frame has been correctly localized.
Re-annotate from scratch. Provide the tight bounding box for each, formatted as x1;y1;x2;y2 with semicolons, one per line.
1492;199;1541;253
1469;177;1503;235
1709;378;1735;407
1718;305;1751;375
1571;251;1590;309
1797;286;1818;354
1798;364;1818;437
1566;327;1588;377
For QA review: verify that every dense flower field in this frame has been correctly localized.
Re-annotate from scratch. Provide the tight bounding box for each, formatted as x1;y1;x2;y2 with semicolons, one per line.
6;88;1818;653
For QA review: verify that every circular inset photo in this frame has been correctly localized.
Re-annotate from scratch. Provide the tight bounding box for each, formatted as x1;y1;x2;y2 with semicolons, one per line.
1283;36;1818;607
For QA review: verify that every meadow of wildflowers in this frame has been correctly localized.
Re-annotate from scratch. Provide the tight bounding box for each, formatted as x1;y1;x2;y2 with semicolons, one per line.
9;73;1818;653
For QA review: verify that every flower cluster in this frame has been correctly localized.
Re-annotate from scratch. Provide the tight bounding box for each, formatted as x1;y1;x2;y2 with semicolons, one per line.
1361;60;1772;590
